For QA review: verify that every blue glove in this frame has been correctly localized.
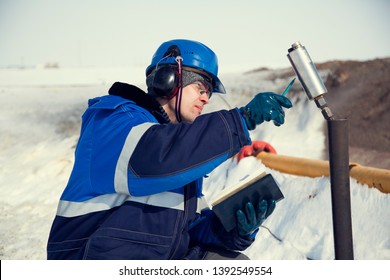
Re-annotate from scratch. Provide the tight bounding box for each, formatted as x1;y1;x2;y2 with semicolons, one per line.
240;92;292;130
236;199;276;237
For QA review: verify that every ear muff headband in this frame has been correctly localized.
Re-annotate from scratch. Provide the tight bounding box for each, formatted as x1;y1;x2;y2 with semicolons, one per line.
174;56;183;123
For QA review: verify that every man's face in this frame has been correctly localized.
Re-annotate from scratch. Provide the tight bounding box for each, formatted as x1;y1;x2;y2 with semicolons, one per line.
159;80;211;124
177;81;211;123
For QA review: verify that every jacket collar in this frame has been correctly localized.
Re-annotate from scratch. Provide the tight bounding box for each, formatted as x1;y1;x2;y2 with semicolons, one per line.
108;82;171;124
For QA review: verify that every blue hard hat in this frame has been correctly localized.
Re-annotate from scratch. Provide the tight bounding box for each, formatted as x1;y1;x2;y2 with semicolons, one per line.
146;39;226;94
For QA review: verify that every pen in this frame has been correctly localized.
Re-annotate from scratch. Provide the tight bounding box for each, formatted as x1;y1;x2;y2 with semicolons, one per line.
282;78;296;96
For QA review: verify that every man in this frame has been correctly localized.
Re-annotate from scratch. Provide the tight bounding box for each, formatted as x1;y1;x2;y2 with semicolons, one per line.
47;39;292;260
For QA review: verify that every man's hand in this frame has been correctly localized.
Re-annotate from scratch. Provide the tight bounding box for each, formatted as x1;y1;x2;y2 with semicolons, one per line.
237;141;276;162
236;199;276;237
240;92;292;130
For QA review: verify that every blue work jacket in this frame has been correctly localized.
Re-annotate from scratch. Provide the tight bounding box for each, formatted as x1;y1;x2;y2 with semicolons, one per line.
47;82;253;259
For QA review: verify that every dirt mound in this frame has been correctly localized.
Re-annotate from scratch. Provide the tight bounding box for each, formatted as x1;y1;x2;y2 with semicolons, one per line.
318;58;390;169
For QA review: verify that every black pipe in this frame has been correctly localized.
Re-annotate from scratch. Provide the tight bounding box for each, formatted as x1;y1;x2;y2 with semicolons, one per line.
327;119;354;260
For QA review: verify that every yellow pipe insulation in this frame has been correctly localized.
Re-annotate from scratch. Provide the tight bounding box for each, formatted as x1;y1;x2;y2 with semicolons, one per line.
256;152;390;194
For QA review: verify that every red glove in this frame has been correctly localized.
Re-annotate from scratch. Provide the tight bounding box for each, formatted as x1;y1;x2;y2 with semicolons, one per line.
237;141;277;162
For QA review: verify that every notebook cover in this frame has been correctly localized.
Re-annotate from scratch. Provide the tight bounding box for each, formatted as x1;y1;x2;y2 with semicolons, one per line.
212;173;284;232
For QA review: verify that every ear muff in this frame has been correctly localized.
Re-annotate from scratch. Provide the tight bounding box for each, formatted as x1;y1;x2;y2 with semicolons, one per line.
151;65;179;98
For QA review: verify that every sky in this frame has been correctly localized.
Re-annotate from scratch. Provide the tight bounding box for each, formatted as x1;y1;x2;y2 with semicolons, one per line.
0;0;389;72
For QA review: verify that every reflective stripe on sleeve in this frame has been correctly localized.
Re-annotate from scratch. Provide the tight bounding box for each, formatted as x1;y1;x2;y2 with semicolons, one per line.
114;122;155;195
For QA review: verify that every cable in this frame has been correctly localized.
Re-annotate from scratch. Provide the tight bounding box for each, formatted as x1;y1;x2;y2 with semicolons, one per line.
260;225;313;260
260;225;283;242
175;56;183;123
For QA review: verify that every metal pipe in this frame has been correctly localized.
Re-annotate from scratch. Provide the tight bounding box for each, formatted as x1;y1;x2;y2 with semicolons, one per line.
287;41;354;259
327;119;354;259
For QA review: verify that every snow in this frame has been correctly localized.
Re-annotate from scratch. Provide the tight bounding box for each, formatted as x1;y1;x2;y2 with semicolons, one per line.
0;67;389;260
